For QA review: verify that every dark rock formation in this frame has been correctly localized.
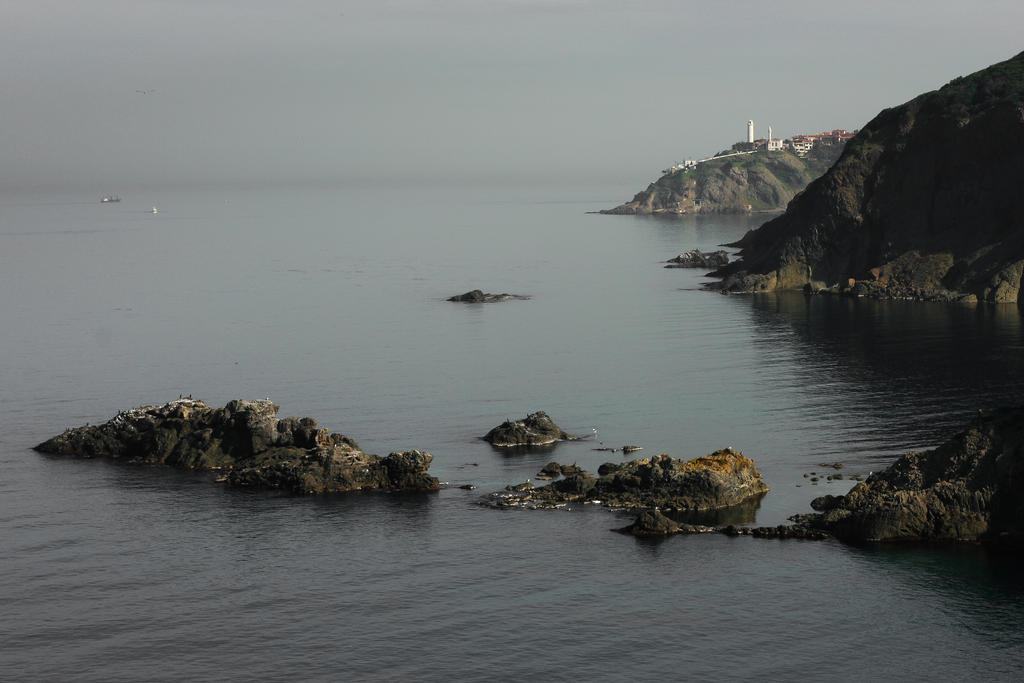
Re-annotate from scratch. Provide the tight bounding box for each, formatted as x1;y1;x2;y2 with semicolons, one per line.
536;461;582;479
616;509;718;536
448;289;528;303
804;406;1024;542
601;146;843;215
482;412;578;447
665;249;730;269
486;448;769;511
724;524;832;540
616;514;832;539
810;494;844;512
537;462;562;478
34;399;440;495
710;51;1024;303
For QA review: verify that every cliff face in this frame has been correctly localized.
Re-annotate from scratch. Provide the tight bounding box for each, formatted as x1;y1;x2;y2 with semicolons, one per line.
805;406;1024;543
602;146;842;216
712;51;1024;302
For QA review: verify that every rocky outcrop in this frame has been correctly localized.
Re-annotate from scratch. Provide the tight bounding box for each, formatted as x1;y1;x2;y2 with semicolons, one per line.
801;406;1024;542
665;249;730;269
722;524;833;540
601;146;843;216
616;509;718;536
487;448;769;510
448;289;528;303
536;461;584;480
711;51;1024;303
34;398;440;494
616;510;832;538
482;412;578;447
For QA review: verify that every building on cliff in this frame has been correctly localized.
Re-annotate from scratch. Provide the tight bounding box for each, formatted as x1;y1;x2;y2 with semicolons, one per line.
786;129;857;156
709;49;1024;302
732;120;857;156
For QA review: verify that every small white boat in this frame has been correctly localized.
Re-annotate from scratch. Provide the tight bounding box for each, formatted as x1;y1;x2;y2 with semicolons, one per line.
101;194;121;203
151;207;158;214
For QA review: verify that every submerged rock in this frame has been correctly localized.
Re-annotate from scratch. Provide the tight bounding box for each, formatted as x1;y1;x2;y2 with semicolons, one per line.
34;398;440;495
804;407;1024;543
747;525;832;540
615;515;832;540
447;289;528;303
482;412;579;447
665;249;730;269
487;448;769;511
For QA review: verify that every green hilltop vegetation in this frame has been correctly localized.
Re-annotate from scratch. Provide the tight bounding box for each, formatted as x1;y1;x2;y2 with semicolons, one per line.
601;143;844;215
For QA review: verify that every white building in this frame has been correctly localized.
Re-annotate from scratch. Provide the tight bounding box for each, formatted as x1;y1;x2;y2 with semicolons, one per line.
747;120;755;143
787;136;815;156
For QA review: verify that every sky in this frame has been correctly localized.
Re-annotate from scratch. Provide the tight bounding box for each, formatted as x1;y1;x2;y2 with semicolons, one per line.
2;0;1023;191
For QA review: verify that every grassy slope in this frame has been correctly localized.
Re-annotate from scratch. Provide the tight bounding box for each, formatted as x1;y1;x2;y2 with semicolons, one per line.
607;145;843;214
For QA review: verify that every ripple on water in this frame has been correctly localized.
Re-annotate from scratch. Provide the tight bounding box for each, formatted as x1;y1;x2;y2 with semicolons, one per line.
2;190;1024;680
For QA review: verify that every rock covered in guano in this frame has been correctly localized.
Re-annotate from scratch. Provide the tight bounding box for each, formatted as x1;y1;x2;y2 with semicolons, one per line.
482;411;578;447
802;406;1024;543
447;289;528;303
34;398;440;494
665;249;730;269
487;448;768;510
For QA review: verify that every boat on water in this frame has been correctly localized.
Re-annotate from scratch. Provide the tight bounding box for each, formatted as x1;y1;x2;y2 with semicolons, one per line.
100;194;121;203
151;207;158;214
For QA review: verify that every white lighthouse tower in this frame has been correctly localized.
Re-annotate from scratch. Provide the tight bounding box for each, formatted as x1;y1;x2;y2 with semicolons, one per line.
747;120;755;144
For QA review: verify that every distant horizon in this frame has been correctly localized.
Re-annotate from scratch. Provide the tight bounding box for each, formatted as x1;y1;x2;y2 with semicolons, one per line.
0;112;867;195
3;1;1023;191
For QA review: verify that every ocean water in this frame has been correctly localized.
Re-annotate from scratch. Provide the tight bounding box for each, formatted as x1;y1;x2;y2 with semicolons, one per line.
2;184;1023;681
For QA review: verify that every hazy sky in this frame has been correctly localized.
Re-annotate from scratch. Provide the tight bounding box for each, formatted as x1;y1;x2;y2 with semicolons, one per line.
3;0;1023;190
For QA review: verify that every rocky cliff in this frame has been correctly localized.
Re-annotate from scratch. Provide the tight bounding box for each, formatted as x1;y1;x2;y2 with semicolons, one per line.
601;146;842;215
35;399;440;494
712;51;1024;302
802;406;1024;543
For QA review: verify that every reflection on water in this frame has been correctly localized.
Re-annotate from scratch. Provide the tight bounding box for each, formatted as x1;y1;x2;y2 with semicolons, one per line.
485;441;565;457
666;493;764;527
5;189;1024;680
850;543;1024;639
738;292;1024;456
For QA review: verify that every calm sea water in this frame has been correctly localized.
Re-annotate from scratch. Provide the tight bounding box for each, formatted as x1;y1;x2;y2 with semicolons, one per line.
2;184;1023;681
